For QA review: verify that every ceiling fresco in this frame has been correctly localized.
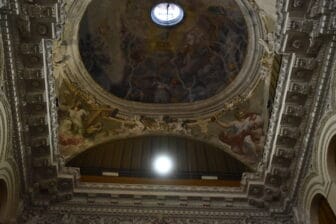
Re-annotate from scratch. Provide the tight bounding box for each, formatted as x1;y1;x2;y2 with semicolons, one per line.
56;75;270;168
53;0;273;171
79;0;248;103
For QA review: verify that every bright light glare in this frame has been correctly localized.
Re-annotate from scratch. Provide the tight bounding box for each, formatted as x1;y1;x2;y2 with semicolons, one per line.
151;3;184;26
153;3;181;21
153;155;173;176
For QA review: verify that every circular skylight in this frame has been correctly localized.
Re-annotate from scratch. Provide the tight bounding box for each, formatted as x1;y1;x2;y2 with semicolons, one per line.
153;155;173;176
151;3;184;26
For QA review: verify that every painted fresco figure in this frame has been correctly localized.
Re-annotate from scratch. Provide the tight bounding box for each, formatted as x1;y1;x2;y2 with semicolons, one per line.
153;81;170;103
58;102;87;147
59;118;83;146
69;104;88;135
216;112;264;161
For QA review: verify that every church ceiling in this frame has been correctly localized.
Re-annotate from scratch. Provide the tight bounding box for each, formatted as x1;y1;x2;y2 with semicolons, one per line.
57;77;270;167
55;0;271;168
2;0;335;222
79;0;248;104
67;135;249;181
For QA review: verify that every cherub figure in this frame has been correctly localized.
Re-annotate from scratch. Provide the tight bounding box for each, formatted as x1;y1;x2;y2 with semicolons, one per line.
215;111;264;161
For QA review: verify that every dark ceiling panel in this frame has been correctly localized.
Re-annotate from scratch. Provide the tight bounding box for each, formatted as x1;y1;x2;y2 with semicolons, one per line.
67;135;249;180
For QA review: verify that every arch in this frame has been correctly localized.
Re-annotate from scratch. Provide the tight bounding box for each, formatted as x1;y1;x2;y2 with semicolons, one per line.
0;161;19;224
299;113;336;223
0;93;10;160
310;194;336;224
0;179;8;221
67;135;249;181
0;93;19;222
328;136;336;182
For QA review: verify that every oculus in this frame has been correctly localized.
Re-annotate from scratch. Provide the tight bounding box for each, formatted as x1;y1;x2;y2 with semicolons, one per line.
79;0;248;103
150;3;184;27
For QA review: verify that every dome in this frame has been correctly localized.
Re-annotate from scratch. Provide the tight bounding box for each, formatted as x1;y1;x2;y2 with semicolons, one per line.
79;0;248;104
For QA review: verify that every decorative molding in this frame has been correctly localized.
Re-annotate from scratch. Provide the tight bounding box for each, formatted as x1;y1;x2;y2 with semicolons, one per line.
42;39;59;164
0;77;20;223
0;8;28;191
60;0;266;118
19;211;280;224
0;0;335;223
297;111;336;223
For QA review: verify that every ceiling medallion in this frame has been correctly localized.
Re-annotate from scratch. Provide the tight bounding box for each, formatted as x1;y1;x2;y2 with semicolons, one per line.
151;3;184;26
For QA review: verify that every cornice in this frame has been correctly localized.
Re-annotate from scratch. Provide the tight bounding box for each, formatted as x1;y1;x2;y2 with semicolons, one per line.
0;0;335;223
268;0;336;216
290;41;336;206
0;5;28;191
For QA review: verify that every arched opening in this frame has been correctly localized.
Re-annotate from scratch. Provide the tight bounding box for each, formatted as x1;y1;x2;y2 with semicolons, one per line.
67;135;250;186
328;135;336;182
0;179;8;221
310;194;336;224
